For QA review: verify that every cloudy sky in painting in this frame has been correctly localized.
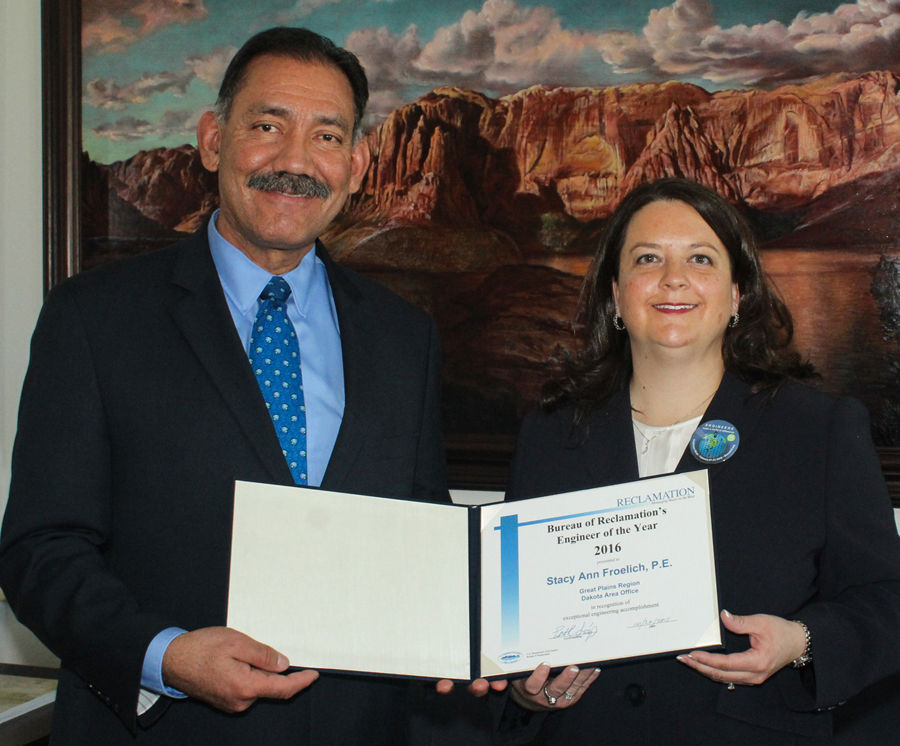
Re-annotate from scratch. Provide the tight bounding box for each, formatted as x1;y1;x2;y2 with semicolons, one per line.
82;0;900;162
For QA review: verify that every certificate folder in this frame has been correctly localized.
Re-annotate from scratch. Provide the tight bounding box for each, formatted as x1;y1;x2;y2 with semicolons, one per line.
227;470;720;681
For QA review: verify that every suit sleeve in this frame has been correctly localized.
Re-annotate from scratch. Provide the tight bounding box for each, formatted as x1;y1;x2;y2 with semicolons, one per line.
784;397;900;710
411;316;450;504
0;283;168;733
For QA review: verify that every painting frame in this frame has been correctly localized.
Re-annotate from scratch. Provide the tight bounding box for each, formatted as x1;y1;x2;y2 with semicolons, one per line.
43;0;82;294
40;0;900;504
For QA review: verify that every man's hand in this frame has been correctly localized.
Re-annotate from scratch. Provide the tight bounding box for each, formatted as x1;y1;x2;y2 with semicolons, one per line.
162;627;318;712
677;610;808;687
435;677;508;696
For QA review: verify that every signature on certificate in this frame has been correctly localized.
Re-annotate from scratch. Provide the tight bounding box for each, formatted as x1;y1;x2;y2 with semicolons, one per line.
551;622;599;642
627;617;675;629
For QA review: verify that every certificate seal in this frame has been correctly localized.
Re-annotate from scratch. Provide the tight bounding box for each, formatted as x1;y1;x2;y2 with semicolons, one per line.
499;652;522;664
690;420;739;464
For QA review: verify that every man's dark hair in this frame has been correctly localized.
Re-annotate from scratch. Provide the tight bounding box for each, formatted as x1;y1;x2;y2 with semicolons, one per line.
543;177;818;415
215;27;369;141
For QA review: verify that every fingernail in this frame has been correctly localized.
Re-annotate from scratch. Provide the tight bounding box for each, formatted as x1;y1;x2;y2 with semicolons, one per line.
723;609;733;618
594;668;602;674
569;666;579;674
277;654;289;669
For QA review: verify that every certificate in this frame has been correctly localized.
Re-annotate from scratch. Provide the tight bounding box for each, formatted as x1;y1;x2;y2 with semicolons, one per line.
478;470;720;676
226;470;720;680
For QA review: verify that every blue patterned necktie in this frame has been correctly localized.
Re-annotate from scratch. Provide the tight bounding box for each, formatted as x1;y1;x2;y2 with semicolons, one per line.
249;277;308;485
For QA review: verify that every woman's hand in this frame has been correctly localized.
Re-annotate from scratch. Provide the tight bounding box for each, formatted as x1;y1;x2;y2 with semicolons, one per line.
508;662;601;712
677;610;808;687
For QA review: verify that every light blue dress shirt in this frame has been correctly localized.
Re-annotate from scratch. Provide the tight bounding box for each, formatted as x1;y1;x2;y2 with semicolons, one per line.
208;213;345;484
140;213;345;699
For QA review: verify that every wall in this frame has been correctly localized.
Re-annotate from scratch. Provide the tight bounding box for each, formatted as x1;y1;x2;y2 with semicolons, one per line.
0;2;60;667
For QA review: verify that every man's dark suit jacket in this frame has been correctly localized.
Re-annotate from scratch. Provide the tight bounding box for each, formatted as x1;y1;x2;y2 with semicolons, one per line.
0;228;449;745
503;372;900;745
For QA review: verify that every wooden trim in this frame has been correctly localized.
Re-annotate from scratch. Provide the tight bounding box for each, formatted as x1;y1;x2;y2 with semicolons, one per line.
42;0;82;292
879;448;900;509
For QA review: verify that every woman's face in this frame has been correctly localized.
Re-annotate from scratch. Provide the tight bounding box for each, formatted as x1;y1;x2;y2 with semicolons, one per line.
613;199;739;360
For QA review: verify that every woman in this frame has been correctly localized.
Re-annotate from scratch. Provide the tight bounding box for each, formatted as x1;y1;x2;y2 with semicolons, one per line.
502;178;900;744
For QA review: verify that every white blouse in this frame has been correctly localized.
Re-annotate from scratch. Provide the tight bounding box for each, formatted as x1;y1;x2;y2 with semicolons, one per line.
632;415;702;478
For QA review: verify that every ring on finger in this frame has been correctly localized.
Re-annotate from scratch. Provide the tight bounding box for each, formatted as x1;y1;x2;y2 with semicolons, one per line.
542;684;558;706
727;682;735;691
563;690;575;700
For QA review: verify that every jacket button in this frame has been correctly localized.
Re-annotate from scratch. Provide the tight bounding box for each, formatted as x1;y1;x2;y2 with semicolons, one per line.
624;684;645;706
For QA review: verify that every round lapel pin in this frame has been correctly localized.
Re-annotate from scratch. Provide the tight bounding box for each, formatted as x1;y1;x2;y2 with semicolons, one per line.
690;419;739;464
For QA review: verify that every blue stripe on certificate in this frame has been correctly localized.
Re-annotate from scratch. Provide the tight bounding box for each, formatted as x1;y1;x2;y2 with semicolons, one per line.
499;515;520;648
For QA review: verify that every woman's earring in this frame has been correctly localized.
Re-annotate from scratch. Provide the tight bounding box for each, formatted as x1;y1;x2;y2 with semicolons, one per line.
729;312;739;328
614;307;625;331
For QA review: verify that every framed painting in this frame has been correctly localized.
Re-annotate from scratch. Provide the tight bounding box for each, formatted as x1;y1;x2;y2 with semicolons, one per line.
43;0;900;501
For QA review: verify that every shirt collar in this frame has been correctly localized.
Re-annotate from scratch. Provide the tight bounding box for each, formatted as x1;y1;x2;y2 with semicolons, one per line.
208;210;320;318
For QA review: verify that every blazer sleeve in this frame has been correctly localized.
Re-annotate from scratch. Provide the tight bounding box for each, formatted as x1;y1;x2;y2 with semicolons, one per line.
785;396;900;711
0;283;168;733
508;407;568;497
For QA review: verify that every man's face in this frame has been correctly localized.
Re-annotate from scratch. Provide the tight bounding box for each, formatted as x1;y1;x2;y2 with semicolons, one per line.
197;55;369;271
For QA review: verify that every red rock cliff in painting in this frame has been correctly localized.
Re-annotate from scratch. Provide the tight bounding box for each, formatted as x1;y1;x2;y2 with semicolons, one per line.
352;81;711;224
323;70;900;256
86;70;900;255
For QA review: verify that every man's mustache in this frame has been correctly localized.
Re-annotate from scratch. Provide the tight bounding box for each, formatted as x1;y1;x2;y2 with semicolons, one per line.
247;171;331;199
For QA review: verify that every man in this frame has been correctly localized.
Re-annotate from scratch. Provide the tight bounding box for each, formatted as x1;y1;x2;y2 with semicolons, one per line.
0;27;447;745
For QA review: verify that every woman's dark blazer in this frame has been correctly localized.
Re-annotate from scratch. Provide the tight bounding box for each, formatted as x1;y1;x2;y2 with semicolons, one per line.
505;372;900;745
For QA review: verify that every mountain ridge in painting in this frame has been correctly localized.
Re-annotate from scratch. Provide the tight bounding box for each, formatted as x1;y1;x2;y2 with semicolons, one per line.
84;69;900;266
80;70;900;447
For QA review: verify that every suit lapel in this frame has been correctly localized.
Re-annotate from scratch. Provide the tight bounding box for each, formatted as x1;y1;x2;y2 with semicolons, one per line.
582;390;641;486
167;230;293;484
673;371;765;479
316;243;380;492
671;373;768;597
580;372;765;487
